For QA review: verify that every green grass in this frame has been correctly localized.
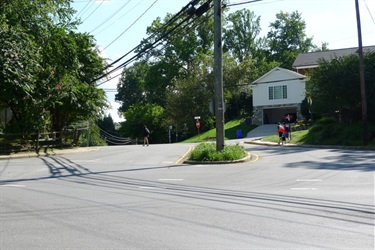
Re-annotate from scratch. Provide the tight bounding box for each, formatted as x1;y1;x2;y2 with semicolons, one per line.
182;118;257;143
262;130;309;144
263;118;375;149
188;143;248;161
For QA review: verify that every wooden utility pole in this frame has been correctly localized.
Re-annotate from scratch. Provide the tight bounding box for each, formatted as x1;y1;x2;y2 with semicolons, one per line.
355;0;369;145
214;0;225;151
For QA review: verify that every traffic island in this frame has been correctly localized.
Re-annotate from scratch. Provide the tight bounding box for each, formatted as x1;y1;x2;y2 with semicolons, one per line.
184;152;252;164
183;143;253;164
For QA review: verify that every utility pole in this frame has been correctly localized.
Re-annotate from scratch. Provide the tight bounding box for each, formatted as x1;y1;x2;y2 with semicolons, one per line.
355;0;369;145
214;0;225;151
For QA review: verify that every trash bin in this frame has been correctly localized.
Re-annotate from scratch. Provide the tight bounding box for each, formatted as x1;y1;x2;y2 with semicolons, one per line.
236;129;243;138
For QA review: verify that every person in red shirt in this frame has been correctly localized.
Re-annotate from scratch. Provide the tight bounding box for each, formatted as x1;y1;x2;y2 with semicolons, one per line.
277;122;285;145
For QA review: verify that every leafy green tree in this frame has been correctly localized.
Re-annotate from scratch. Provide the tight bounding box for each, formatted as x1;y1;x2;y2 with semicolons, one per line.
116;61;149;113
223;54;278;120
119;103;167;143
98;114;116;134
165;53;215;139
307;52;375;123
267;11;316;69
116;10;215;141
223;9;265;62
1;0;108;138
0;24;43;132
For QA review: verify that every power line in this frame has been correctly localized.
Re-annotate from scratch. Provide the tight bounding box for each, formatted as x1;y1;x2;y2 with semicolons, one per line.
363;0;375;24
75;0;94;18
96;126;132;145
94;1;208;84
94;1;145;36
227;0;262;7
82;1;105;23
97;10;214;86
89;0;132;33
75;0;96;19
95;13;202;85
101;0;194;72
102;0;160;51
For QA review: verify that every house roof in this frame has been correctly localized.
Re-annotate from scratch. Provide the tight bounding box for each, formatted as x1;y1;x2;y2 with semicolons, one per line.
292;45;375;69
251;67;306;86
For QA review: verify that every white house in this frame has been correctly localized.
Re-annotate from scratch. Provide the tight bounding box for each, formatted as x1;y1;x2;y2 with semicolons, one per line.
250;67;306;125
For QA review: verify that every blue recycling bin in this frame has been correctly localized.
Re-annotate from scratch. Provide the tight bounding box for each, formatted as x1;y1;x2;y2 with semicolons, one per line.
236;129;243;138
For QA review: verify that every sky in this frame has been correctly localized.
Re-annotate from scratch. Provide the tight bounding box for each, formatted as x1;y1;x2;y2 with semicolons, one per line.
71;0;375;122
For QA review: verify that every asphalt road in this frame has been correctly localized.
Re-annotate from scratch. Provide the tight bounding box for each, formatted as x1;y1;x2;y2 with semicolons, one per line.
0;143;374;249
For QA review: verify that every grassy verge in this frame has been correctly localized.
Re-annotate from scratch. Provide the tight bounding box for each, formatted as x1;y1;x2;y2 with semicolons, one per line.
263;118;375;149
188;143;247;161
262;130;309;144
182;118;257;143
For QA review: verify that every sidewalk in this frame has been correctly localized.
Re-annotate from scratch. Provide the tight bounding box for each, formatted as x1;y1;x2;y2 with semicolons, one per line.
0;147;100;160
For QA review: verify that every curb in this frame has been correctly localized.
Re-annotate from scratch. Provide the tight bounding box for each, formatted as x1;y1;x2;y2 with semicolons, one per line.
0;147;101;160
244;139;374;151
183;152;252;165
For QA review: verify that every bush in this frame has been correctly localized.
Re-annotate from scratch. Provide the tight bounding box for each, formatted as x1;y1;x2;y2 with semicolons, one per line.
188;143;247;161
78;124;107;147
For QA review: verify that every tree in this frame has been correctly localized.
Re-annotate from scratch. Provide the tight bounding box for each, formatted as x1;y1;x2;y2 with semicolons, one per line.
223;9;265;62
0;0;108;139
119;103;167;143
0;24;43;132
267;11;316;69
116;9;216;139
115;61;149;113
307;52;375;123
165;54;215;140
98;114;116;134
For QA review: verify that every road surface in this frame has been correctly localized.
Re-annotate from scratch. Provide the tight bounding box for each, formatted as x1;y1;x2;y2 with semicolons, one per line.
1;143;374;249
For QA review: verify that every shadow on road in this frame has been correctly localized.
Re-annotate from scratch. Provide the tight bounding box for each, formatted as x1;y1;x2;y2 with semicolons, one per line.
1;154;373;231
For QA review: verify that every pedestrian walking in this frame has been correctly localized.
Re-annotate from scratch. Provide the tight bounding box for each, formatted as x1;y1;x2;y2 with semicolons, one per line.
283;122;289;143
143;125;150;146
277;122;285;145
284;122;291;142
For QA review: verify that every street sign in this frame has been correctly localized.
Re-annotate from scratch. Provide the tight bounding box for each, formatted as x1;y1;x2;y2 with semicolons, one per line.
194;116;201;120
196;120;200;128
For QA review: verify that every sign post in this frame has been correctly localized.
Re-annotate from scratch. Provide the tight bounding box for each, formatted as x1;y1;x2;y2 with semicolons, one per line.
194;116;201;139
169;125;172;143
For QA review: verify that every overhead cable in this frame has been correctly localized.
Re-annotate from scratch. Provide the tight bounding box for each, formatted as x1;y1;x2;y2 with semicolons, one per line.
102;0;192;71
95;15;196;84
102;0;160;51
96;15;213;86
227;0;262;7
363;0;375;24
90;0;132;33
82;1;105;23
95;1;213;84
75;0;95;19
97;125;130;141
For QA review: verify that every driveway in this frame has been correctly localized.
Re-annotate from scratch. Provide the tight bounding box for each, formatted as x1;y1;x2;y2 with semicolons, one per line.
246;124;277;140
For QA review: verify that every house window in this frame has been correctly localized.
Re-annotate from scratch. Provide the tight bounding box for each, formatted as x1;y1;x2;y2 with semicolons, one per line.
269;85;287;100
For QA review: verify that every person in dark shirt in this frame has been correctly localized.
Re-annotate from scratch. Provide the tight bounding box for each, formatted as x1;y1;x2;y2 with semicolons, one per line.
143;125;150;146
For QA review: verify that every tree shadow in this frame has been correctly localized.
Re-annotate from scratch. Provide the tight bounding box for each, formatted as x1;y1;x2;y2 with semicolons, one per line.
1;154;373;242
244;146;375;172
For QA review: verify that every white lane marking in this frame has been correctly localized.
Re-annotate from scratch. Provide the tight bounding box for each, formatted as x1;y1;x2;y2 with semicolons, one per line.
296;179;322;182
2;184;26;187
158;179;183;181
139;186;158;189
291;188;318;190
